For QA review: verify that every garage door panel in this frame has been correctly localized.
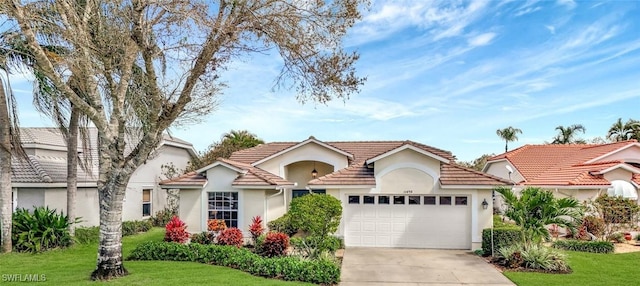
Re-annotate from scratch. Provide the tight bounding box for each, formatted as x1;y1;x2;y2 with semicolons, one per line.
345;194;470;249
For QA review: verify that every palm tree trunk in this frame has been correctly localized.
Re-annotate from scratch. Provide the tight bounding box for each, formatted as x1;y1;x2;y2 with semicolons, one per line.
505;141;508;153
91;173;129;280
0;80;13;253
67;107;79;237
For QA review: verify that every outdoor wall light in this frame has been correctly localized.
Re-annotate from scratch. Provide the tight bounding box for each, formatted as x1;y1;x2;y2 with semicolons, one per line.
311;162;318;178
482;198;489;210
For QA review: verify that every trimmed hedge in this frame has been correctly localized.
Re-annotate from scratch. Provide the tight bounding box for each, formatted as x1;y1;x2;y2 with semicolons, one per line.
552;239;614;254
122;220;153;236
128;241;340;284
482;227;523;256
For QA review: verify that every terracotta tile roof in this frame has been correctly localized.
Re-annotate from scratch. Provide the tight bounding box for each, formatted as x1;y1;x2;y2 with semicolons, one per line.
218;158;294;187
440;164;511;186
308;164;375;186
159;172;207;187
230;140;455;166
488;140;640;186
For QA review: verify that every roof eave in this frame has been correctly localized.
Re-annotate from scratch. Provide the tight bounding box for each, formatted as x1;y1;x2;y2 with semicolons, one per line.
251;137;354;166
366;145;450;165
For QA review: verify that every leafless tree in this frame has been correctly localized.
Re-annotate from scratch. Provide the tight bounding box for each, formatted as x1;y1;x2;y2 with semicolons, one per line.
2;0;366;279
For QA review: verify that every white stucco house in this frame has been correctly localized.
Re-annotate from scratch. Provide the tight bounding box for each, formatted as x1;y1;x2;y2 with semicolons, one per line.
484;140;640;204
9;128;196;226
161;136;509;250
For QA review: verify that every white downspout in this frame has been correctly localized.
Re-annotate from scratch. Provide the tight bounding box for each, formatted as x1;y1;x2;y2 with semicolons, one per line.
265;187;284;225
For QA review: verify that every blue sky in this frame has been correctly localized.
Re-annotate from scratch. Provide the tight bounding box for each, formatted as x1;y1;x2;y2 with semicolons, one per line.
10;0;640;162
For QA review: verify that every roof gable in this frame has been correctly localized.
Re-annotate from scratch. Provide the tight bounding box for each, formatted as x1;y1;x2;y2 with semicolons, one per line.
251;136;353;166
584;142;640;164
365;144;450;165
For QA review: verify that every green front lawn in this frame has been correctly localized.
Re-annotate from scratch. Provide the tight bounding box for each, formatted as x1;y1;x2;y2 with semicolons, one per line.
504;251;640;285
0;228;311;286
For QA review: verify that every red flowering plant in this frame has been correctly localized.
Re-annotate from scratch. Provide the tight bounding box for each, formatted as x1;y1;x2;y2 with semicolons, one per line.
165;216;189;243
248;216;265;245
217;228;244;248
259;232;290;257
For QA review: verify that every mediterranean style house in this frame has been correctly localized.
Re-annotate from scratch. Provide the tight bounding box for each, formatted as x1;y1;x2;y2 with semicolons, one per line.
484;140;640;204
161;136;509;250
9;128;196;226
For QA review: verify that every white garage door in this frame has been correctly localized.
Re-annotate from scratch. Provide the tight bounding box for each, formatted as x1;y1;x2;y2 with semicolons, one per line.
344;194;471;249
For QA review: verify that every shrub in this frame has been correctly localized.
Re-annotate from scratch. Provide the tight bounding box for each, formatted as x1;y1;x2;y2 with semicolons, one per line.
495;243;569;272
12;207;73;253
74;226;100;244
267;214;297;237
552;239;614;253
288;194;342;257
291;235;343;258
249;216;264;244
482;227;523;256
217;228;243;248
259;232;289;257
127;241;340;284
149;207;177;227
165;216;189;243
520;244;569;272
207;219;227;232
582;215;605;237
607;232;625;243
493;215;515;228
122;220;153;236
190;232;216;245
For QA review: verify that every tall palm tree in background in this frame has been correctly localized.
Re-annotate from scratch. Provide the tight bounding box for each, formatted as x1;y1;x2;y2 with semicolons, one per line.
552;124;586;144
222;130;265;149
607;118;640;142
496;126;523;153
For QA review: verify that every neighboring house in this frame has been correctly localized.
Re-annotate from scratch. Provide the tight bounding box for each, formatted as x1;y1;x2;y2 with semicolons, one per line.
484;140;640;204
160;136;509;250
9;128;196;226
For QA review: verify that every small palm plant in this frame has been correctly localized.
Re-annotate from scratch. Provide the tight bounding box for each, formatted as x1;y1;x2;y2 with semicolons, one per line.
495;186;584;244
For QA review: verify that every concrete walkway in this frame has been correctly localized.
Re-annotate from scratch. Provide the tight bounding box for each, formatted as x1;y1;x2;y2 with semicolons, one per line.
340;248;515;286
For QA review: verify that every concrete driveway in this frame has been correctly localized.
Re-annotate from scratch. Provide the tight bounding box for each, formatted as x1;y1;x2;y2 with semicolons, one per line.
340;248;514;286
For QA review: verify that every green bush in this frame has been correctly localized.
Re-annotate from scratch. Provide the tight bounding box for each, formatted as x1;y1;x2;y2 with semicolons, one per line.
12;207;74;253
493;215;516;228
521;244;569;272
291;235;343;258
482;227;523;256
267;214;297;237
74;226;100;244
607;232;625;243
582;215;605;237
122;220;153;236
128;241;340;284
552;239;614;253
191;232;216;245
495;243;569;272
149;207;177;227
288;194;342;258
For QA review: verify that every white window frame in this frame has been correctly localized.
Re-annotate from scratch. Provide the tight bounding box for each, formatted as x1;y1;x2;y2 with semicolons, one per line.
207;192;239;228
142;189;152;217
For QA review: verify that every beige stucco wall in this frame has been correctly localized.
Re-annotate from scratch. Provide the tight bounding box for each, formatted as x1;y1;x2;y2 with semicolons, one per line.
484;160;523;183
596;146;640;163
241;190;266;235
124;145;192;221
603;168;633;182
380;168;435;194
16;188;45;211
266;189;286;224
32;187;100;226
256;143;348;177
179;189;202;232
286;161;333;188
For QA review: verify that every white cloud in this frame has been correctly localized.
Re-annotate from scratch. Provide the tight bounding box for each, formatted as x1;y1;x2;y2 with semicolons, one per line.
545;25;556;34
468;32;497;47
514;6;541;17
557;0;577;9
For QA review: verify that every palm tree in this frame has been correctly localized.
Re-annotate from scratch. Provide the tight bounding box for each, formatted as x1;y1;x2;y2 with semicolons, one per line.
0;72;27;253
495;187;583;244
222;130;265;149
551;124;586;144
607;118;640;142
2;32;92;236
496;126;523;152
